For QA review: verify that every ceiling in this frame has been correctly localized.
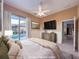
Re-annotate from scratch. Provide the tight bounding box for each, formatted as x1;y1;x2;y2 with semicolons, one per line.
4;0;79;18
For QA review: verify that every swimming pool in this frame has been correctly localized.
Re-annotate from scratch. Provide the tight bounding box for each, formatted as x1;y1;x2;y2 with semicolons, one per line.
11;34;26;40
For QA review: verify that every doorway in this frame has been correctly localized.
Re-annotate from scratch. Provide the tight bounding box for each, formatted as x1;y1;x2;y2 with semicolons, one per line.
62;20;74;45
62;18;78;52
62;19;75;52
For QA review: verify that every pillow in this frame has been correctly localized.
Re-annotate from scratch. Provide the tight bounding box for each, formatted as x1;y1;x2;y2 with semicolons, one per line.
15;40;22;49
0;36;9;50
7;40;15;48
8;44;20;59
0;36;9;59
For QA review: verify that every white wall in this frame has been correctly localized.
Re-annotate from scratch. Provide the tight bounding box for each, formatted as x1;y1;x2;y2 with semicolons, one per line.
28;18;41;38
30;29;41;38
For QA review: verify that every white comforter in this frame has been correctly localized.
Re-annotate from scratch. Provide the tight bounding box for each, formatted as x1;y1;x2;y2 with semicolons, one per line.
21;39;56;59
8;38;61;59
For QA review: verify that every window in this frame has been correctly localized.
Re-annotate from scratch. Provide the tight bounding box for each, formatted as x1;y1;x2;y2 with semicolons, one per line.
5;15;28;40
11;15;28;40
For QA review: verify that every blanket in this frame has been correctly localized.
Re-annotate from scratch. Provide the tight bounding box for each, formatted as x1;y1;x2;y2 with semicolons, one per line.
29;38;61;59
8;38;61;59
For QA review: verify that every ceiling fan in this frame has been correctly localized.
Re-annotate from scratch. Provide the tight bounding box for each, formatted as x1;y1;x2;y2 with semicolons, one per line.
34;0;50;17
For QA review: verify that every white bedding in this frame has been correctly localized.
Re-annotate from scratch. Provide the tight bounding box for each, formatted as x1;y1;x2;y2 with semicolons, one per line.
21;39;56;59
9;38;61;59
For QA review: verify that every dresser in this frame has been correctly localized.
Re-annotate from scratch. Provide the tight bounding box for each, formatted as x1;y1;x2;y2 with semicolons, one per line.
42;32;57;43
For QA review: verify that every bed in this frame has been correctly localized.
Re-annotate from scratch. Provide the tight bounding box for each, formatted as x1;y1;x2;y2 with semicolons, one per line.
8;38;61;59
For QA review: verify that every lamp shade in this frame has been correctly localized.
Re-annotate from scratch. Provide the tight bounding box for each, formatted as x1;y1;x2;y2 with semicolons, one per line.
5;30;13;36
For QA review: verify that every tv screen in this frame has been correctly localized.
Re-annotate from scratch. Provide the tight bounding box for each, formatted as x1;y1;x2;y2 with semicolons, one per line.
44;20;56;29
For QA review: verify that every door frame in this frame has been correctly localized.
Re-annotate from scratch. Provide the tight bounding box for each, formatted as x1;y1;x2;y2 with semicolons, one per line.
62;16;76;51
1;0;4;35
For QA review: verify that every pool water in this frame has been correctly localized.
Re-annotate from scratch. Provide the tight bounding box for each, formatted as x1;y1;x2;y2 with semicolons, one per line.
11;34;26;40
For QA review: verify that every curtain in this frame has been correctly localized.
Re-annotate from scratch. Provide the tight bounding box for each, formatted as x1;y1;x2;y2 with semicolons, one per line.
3;11;11;31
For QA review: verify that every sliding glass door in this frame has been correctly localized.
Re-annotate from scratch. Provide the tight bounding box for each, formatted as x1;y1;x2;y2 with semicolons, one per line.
11;15;19;40
3;12;28;40
19;17;28;40
11;15;28;40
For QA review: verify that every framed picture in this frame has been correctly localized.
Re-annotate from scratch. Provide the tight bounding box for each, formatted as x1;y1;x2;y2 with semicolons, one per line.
31;22;40;29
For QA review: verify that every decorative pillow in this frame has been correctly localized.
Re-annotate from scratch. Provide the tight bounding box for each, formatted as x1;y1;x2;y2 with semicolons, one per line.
7;40;16;48
15;40;22;49
8;44;20;59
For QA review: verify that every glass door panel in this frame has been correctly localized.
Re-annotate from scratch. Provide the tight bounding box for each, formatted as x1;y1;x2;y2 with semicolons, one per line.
19;17;27;40
11;15;19;40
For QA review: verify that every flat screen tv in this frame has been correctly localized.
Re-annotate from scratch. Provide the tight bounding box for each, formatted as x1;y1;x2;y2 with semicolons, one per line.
44;20;56;29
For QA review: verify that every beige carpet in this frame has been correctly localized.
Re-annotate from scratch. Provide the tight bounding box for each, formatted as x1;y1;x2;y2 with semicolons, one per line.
57;43;79;59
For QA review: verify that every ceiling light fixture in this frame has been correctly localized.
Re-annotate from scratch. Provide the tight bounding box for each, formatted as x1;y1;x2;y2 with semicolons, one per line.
34;0;50;17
